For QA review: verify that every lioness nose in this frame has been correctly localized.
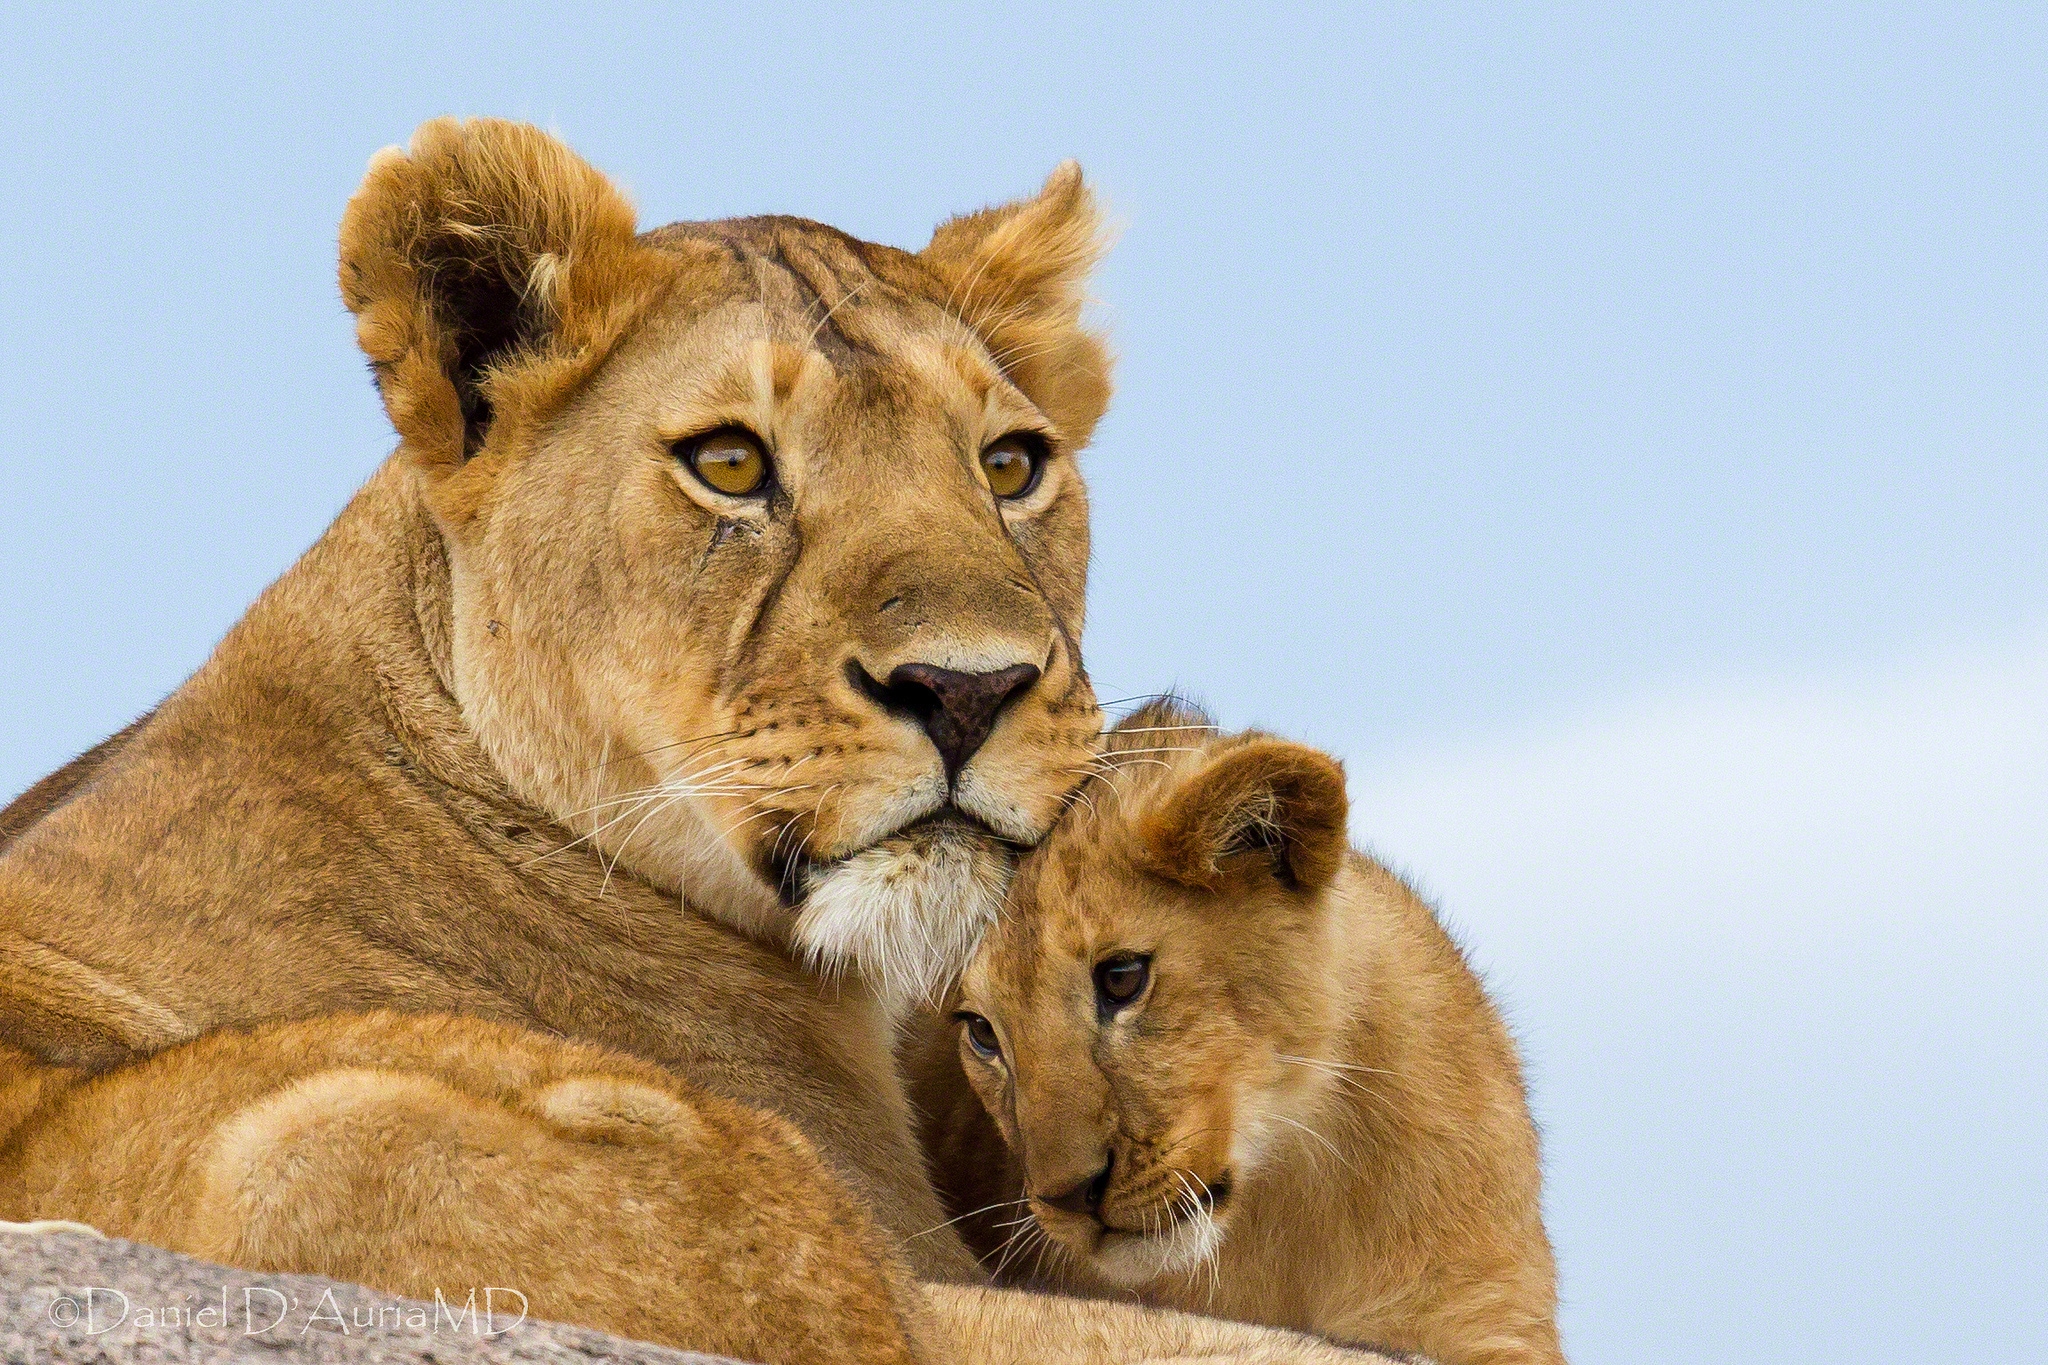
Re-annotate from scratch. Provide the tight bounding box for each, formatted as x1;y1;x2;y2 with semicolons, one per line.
869;662;1041;779
1037;1156;1112;1219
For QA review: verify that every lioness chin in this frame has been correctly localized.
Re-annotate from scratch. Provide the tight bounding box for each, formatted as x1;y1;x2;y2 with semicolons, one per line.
0;119;1397;1364
909;704;1566;1365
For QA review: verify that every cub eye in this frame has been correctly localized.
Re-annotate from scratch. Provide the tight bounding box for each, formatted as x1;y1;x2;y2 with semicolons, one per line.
956;1011;1003;1061
1094;954;1151;1011
980;433;1044;500
680;427;772;497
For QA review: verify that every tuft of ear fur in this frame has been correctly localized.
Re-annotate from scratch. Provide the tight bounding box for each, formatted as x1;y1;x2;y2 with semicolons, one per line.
1137;739;1350;897
921;162;1115;448
339;118;662;491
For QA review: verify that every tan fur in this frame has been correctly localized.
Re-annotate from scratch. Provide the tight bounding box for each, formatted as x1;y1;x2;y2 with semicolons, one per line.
1;120;1397;1363
911;706;1566;1365
2;1012;927;1365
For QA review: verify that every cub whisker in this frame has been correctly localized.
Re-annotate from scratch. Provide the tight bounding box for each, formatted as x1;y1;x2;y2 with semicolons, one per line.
1267;1113;1350;1176
909;1196;1031;1240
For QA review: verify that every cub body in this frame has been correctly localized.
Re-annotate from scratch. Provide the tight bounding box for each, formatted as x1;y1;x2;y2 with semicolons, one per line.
910;708;1565;1365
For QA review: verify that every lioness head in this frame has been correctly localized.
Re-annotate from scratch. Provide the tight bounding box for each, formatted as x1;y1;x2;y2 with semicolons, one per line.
951;705;1353;1285
340;119;1110;1005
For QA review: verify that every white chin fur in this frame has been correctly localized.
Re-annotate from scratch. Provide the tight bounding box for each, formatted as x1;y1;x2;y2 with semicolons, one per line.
1089;1214;1224;1288
790;820;1012;1015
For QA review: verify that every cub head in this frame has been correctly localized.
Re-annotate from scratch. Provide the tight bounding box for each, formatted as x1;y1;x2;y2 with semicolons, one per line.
340;119;1111;1006
952;705;1353;1285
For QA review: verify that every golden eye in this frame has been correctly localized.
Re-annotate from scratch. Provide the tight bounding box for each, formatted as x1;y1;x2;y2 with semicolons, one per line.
681;428;771;497
980;433;1044;500
956;1011;1003;1061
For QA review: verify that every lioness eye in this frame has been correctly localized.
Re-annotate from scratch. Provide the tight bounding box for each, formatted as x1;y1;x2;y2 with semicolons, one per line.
980;433;1044;499
1094;954;1151;1011
681;427;772;497
956;1012;1003;1061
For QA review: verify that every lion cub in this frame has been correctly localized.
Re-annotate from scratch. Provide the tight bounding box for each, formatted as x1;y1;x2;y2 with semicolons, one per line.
909;708;1565;1365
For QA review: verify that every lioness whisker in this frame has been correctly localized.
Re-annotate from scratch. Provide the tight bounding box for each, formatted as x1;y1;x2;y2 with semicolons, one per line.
551;786;664;826
719;804;788;846
1098;756;1174;774
593;759;786;879
770;811;806;872
658;756;761;791
731;783;818;817
521;786;682;867
1097;724;1222;736
561;776;765;830
568;727;747;777
556;779;765;826
1093;690;1179;709
600;788;699;896
1074;763;1134;806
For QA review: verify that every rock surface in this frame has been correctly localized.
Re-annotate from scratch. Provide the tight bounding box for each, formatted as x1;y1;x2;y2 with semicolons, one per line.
1;1231;749;1365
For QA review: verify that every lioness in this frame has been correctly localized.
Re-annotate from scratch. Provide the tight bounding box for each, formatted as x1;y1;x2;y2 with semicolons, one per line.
0;120;1387;1363
909;707;1565;1365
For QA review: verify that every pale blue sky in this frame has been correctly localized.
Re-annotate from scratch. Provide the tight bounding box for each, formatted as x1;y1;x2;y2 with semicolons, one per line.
2;5;2043;1361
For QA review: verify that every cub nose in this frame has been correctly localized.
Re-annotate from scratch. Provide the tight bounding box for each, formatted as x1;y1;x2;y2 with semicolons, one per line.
1036;1156;1112;1219
860;661;1041;779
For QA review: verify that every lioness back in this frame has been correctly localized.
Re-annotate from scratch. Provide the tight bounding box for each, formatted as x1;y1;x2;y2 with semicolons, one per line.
911;705;1566;1365
4;1010;929;1365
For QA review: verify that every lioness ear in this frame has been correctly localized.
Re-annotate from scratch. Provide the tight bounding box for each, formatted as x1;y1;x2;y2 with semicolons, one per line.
1137;740;1350;897
339;118;656;484
921;162;1115;448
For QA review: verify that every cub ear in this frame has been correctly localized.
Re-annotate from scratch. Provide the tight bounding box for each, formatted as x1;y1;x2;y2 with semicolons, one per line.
920;162;1115;448
1137;740;1350;897
339;118;656;481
